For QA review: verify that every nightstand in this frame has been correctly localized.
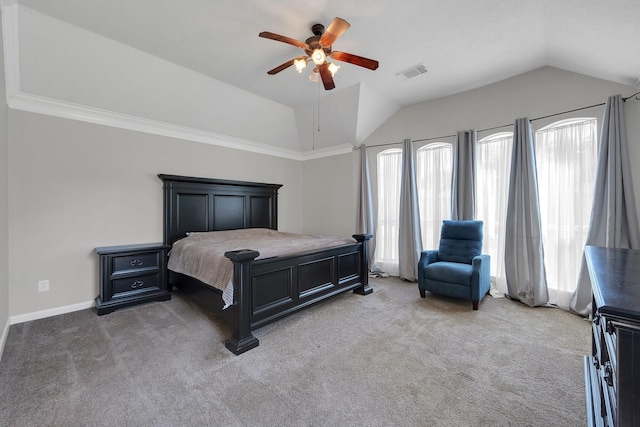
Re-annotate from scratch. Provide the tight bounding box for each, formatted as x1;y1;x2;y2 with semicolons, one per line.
95;243;171;315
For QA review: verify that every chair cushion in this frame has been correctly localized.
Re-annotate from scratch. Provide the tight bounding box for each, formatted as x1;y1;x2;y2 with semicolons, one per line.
438;220;483;264
423;261;473;286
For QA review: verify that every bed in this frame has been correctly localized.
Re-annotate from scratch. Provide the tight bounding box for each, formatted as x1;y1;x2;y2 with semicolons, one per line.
158;174;372;355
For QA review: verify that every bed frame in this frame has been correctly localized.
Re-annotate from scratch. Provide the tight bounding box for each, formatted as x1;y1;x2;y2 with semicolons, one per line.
158;174;372;355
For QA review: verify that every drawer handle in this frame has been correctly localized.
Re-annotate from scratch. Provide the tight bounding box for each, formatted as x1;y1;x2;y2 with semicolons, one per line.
131;280;145;289
603;362;614;387
130;259;144;267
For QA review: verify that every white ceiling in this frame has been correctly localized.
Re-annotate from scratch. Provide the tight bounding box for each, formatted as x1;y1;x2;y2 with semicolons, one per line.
12;0;640;150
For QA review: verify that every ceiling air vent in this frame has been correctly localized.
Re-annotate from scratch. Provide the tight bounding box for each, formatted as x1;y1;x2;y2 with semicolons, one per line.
395;63;428;81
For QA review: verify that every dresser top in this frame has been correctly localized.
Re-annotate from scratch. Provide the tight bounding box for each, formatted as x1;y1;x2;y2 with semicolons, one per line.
585;245;640;321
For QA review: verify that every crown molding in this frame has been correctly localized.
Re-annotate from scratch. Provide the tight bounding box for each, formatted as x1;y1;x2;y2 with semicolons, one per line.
9;91;310;160
299;143;355;160
9;90;355;161
1;4;354;162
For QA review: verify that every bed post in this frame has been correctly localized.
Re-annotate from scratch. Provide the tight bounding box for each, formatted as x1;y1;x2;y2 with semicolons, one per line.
224;249;260;355
352;234;373;295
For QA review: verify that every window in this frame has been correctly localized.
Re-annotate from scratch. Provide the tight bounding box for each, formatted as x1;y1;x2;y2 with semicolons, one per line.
374;148;402;275
535;118;597;308
416;143;453;250
476;132;513;293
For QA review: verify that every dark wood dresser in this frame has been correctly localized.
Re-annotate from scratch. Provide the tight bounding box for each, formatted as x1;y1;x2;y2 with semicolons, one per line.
95;243;171;315
584;246;640;427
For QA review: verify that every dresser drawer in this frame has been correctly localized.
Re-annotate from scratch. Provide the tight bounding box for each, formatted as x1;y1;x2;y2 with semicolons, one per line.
584;356;605;427
112;273;160;296
112;252;160;273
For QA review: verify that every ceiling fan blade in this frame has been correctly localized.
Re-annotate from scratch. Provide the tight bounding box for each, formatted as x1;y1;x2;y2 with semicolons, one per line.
331;51;379;70
317;63;335;90
319;17;350;47
259;31;309;50
267;56;308;75
267;58;300;75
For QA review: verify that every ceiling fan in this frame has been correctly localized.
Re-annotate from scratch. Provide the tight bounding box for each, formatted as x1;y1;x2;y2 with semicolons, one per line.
259;17;379;91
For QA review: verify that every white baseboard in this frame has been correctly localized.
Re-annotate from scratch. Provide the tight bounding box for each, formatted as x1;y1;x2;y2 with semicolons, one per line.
0;318;9;363
9;300;95;325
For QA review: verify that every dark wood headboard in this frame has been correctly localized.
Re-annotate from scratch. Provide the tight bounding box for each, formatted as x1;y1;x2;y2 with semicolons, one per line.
158;174;282;245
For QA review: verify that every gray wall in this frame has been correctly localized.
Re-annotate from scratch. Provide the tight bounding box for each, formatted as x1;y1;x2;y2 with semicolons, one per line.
0;17;10;356
7;111;303;317
302;67;640;241
4;65;640;338
301;152;358;238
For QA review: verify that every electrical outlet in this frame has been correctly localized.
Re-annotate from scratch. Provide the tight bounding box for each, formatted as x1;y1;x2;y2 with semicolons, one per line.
38;280;50;292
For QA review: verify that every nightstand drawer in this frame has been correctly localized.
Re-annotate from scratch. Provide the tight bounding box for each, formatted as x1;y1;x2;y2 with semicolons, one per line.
112;273;160;296
112;253;159;273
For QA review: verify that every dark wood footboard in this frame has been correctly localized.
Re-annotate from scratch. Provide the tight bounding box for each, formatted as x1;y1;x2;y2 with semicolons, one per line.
224;234;372;355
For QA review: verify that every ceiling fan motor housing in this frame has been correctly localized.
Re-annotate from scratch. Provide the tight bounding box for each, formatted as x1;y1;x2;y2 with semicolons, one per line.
304;35;331;57
311;23;324;36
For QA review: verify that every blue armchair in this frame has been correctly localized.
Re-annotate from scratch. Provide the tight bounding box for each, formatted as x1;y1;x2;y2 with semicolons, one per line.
418;220;490;310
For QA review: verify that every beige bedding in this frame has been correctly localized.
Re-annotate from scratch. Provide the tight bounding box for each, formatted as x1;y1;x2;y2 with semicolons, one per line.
167;228;355;308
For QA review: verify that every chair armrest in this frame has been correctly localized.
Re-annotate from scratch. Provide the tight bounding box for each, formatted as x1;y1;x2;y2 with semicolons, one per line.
471;254;491;300
419;250;439;269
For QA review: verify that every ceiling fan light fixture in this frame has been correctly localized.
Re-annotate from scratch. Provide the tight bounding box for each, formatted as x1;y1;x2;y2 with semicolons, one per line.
311;49;326;65
309;67;320;82
294;58;307;73
327;62;340;77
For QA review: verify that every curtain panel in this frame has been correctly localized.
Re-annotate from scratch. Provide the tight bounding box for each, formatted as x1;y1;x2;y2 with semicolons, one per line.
398;139;423;281
373;147;402;276
356;144;386;275
535;119;597;309
451;129;477;220
416;142;453;251
570;95;640;315
505;118;549;307
476;133;513;295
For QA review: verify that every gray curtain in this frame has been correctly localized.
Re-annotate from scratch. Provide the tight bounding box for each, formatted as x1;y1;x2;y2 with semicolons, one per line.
451;129;477;220
570;95;640;315
504;118;549;307
356;144;386;276
398;138;423;281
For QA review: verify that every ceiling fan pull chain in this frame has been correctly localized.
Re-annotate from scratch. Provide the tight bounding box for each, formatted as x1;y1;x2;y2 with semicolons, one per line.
312;81;317;150
317;80;321;134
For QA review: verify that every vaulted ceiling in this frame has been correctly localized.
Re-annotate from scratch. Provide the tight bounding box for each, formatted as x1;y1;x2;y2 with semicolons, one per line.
9;0;640;153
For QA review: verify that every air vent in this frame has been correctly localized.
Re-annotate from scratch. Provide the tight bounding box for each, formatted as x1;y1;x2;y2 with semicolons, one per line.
394;63;428;81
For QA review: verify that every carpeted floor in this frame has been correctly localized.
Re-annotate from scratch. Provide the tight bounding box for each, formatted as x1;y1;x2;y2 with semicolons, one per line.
0;277;590;426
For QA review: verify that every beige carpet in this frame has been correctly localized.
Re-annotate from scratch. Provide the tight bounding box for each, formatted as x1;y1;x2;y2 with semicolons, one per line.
0;276;590;426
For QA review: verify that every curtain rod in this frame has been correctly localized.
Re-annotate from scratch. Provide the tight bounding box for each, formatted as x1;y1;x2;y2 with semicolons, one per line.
623;91;640;101
354;133;458;150
479;93;637;133
479;102;606;133
355;92;640;151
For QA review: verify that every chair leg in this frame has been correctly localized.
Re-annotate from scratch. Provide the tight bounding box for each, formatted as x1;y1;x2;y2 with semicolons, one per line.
472;300;478;310
419;289;425;298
